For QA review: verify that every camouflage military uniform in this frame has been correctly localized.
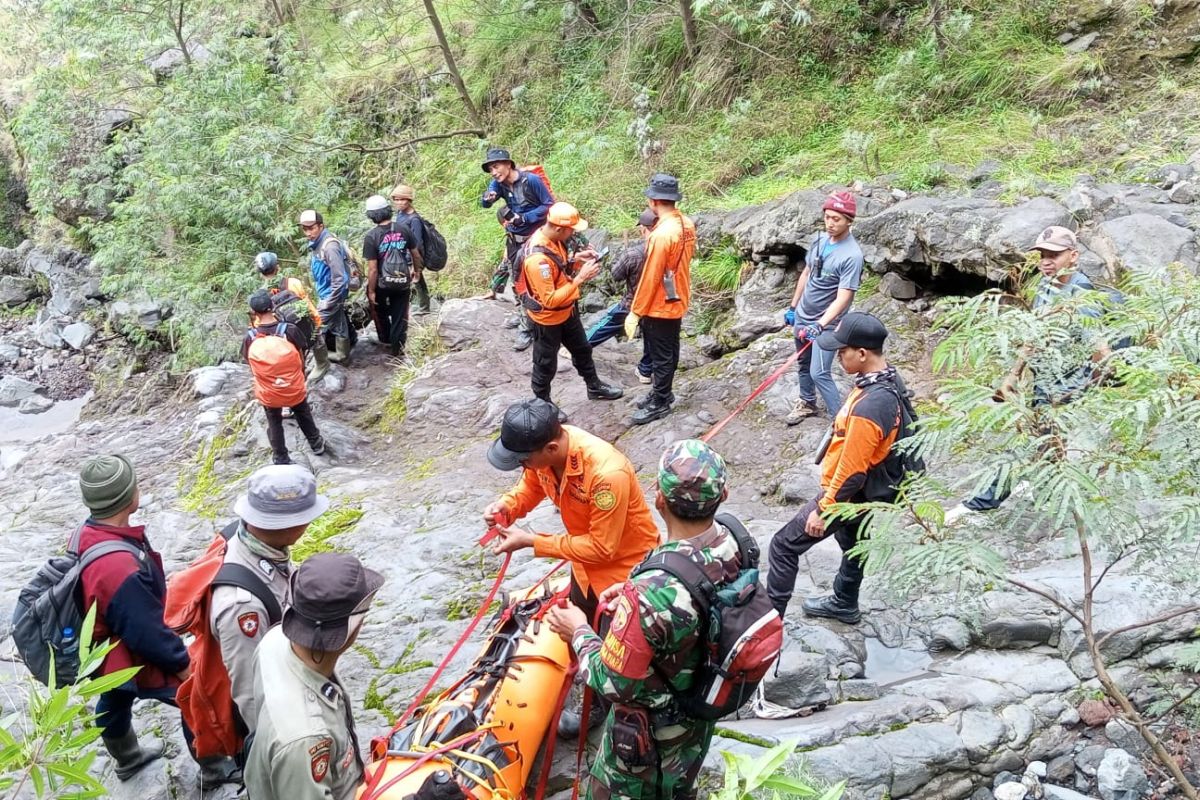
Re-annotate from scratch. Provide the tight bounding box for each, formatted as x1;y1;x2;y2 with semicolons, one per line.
568;440;736;800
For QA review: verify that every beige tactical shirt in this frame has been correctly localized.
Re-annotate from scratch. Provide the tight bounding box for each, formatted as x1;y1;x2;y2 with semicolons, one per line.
209;525;291;730
244;627;364;800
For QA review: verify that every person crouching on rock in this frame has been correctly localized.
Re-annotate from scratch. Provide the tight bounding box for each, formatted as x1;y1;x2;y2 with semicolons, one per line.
243;289;326;466
483;397;660;735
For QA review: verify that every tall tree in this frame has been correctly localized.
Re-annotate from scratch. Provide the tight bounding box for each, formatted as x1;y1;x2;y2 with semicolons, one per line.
421;0;485;134
679;0;699;58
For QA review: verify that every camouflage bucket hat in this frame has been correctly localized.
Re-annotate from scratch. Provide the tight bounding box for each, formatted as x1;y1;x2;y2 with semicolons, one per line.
658;439;727;517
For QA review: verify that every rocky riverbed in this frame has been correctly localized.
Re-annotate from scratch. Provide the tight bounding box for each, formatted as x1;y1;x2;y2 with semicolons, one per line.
2;168;1200;800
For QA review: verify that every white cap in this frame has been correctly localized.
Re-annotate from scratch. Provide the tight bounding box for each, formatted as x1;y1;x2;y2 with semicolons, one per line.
365;195;389;213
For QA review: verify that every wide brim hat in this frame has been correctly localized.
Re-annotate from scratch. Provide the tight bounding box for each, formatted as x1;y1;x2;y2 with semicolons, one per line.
281;554;385;652
233;464;330;529
481;148;516;173
644;173;683;202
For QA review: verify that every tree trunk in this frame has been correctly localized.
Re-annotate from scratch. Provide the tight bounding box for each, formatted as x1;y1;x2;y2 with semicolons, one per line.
678;0;699;58
421;0;485;133
1076;517;1199;800
170;0;191;64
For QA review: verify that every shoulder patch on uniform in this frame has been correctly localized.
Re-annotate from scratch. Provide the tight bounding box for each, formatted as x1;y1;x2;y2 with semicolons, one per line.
308;738;332;756
593;488;617;511
311;751;330;783
599;586;653;678
539;263;552;279
237;612;260;638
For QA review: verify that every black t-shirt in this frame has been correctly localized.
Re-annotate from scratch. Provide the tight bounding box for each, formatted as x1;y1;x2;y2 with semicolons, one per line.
362;222;418;289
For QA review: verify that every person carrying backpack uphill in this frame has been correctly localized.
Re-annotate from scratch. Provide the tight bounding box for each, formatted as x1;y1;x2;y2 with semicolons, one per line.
74;455;191;779
363;194;423;357
767;312;917;626
255;251;330;383
243;290;326;466
546;440;782;800
391;184;441;314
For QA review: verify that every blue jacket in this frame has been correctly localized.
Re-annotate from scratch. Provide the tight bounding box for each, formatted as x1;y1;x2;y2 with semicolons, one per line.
307;230;349;310
480;171;553;237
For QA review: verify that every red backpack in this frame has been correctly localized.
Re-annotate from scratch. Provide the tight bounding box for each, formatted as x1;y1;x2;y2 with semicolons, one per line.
631;513;784;721
521;164;555;200
247;323;306;408
164;522;282;758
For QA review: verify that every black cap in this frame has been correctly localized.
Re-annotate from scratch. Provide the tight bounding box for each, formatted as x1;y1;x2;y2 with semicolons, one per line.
281;553;384;652
644;173;682;202
816;312;888;351
482;147;515;173
637;208;659;229
487;398;563;471
249;288;273;314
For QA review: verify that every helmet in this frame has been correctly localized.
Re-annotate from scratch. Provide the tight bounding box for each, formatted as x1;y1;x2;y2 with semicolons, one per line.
254;252;279;275
365;194;392;224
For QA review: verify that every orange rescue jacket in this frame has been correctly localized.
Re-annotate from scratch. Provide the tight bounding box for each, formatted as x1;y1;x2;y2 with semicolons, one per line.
630;208;695;319
500;426;660;595
519;229;580;326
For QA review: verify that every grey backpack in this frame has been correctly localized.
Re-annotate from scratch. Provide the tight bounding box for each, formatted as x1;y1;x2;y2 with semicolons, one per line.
11;528;146;687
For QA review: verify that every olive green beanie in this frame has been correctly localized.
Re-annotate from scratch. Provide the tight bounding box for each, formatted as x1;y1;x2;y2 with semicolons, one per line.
79;455;138;519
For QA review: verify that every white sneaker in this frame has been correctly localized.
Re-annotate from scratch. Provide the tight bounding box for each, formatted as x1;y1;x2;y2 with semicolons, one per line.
943;504;974;525
636;369;652;385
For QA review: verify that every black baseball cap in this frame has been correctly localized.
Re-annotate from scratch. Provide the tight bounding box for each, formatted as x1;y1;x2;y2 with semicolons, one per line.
487;399;563;471
249;288;273;314
816;312;888;351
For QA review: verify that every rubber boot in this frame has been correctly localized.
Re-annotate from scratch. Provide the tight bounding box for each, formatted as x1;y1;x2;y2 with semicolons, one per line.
308;339;331;385
309;435;326;456
196;755;242;787
328;336;352;364
103;730;164;781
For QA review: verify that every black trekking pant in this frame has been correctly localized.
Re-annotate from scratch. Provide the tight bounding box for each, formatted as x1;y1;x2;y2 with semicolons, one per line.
531;308;600;401
641;316;682;404
375;286;411;355
767;496;868;618
264;398;322;465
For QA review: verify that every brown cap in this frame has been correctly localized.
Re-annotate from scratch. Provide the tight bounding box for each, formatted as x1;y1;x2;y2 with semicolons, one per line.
1033;226;1077;253
281;553;384;652
391;184;414;201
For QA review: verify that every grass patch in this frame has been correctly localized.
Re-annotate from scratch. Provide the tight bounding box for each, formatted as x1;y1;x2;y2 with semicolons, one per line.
714;726;776;748
291;504;365;562
358;636;436;720
176;404;253;518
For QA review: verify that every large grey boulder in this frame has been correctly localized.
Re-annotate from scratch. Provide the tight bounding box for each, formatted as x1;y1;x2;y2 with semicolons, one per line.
436;298;507;351
0;275;40;306
61;322;96;351
108;299;172;333
725;265;790;349
761;638;831;709
0;376;47;407
1095;749;1148;800
1089;213;1197;275
18;395;54;414
23;246;104;318
147;43;213;81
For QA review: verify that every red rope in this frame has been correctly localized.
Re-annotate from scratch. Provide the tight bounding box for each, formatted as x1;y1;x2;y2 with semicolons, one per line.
700;340;812;443
360;729;489;800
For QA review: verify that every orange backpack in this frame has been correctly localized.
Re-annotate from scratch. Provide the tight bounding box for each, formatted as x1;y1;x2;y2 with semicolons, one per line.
164;522;282;759
247;323;306;408
521;164;555;200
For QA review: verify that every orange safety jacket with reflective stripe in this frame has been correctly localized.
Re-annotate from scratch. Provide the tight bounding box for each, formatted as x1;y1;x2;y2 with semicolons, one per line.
818;377;902;512
499;426;660;595
630;208;695;319
520;229;579;326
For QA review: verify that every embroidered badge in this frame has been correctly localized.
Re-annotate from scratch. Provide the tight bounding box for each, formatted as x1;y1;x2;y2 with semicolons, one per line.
237;612;260;638
599;588;653;678
310;751;330;783
593;489;617;511
540;264;552;279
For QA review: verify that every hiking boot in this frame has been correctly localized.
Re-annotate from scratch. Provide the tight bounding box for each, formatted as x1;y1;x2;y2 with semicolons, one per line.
557;703;606;739
272;453;293;465
632;399;672;425
801;594;861;625
196;756;242;787
587;381;624;401
328;336;352;364
785;398;818;425
503;317;520;329
308;341;331;384
636;368;652;385
103;731;164;781
636;391;674;409
309;436;326;456
512;330;534;352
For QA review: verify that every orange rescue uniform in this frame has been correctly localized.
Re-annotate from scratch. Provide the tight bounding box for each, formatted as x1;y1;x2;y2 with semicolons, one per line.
630;208;696;319
817;381;902;512
520;229;579;326
499;425;660;594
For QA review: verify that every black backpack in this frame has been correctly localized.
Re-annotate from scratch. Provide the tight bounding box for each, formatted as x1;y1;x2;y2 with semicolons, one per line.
12;528;148;687
270;284;314;344
881;379;926;478
630;513;784;721
418;217;448;272
379;222;414;290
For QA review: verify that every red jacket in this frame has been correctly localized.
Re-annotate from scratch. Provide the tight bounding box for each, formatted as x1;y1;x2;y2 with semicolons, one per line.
77;521;189;690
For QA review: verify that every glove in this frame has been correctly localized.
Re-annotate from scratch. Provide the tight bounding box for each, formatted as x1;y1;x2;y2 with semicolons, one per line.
624;312;640;340
797;322;823;341
784;307;796;326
